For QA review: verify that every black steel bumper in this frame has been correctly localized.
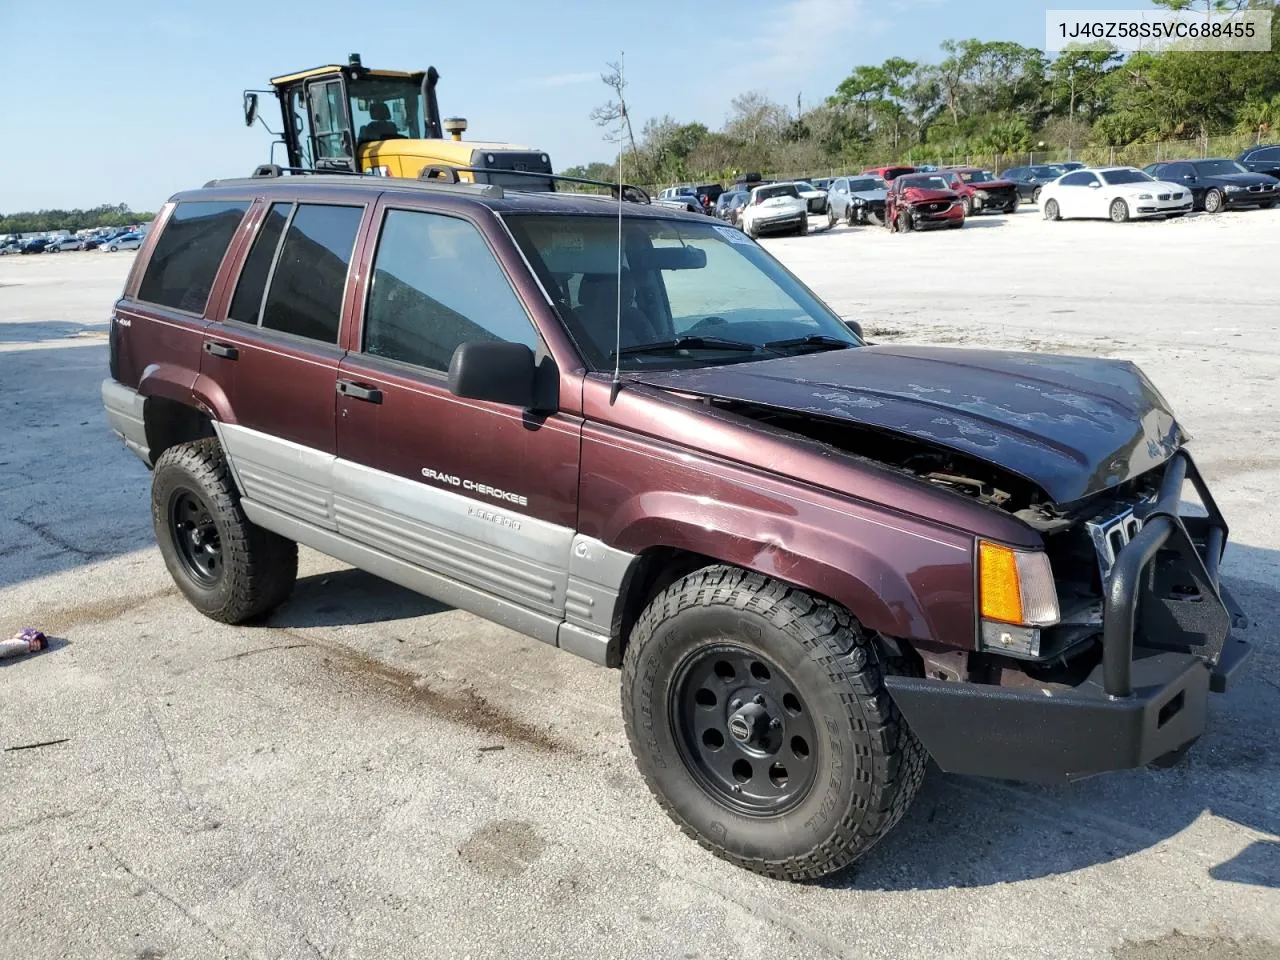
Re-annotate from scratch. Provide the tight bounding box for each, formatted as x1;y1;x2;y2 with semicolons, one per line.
887;449;1251;783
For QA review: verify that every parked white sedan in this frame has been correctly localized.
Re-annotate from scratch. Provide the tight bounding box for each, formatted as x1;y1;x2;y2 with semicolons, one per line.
1040;167;1193;223
739;183;809;238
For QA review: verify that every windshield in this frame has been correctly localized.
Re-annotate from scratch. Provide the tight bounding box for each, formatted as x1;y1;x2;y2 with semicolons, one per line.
1195;159;1249;176
900;175;951;190
756;185;800;201
847;177;884;192
960;170;994;183
1102;169;1152;185
1031;166;1063;178
503;215;859;371
349;77;423;141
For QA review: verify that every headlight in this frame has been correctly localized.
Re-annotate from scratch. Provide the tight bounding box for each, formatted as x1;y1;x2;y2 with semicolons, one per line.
978;541;1059;658
1225;185;1243;192
1138;193;1153;200
853;197;865;205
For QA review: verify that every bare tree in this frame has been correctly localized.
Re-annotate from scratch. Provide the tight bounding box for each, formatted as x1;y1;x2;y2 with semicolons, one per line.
590;57;637;157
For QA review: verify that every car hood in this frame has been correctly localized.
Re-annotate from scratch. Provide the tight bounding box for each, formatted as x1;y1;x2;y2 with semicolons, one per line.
1200;172;1277;187
633;345;1187;505
967;179;1017;191
850;188;888;202
900;187;959;203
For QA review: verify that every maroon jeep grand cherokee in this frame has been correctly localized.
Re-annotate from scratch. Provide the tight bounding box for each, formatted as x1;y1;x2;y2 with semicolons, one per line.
103;171;1250;880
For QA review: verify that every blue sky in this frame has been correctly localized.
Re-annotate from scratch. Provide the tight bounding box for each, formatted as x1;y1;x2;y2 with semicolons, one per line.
0;0;1153;212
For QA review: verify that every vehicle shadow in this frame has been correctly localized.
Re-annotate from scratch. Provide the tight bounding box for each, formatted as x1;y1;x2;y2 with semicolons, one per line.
266;568;453;628
961;216;1008;229
835;547;1280;892
0;321;109;344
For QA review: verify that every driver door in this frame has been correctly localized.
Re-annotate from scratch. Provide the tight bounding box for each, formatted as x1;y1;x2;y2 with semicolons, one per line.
305;77;356;171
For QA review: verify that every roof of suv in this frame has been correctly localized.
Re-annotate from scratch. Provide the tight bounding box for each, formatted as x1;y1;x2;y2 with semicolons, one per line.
176;174;711;222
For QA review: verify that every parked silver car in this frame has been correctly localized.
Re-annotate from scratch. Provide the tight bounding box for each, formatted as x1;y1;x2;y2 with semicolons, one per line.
826;176;888;226
46;236;86;252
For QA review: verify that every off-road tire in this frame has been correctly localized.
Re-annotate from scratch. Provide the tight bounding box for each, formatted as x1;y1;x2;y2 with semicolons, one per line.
1110;198;1130;223
1203;189;1224;214
1044;198;1061;221
151;438;297;624
621;565;927;881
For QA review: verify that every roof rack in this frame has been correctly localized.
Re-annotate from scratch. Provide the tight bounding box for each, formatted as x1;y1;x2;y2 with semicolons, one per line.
419;165;651;203
203;164;504;198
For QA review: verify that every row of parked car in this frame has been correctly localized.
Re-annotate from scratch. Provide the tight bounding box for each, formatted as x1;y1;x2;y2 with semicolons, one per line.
0;230;145;255
654;141;1280;236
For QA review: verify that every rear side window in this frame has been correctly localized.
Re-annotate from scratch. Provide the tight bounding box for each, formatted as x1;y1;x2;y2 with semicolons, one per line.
228;203;290;324
1060;172;1095;187
362;209;538;372
260;204;363;343
137;201;249;313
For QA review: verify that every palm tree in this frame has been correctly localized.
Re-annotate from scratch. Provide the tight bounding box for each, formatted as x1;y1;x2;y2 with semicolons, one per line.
1235;94;1280;144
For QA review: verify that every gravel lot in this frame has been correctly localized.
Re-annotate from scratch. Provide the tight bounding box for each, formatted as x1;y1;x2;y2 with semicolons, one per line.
2;209;1278;960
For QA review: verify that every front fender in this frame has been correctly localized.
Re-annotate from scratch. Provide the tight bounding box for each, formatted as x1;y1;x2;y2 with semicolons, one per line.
605;489;976;650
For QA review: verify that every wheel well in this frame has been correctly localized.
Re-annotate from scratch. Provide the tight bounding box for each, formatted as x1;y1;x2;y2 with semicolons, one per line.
614;547;719;661
144;397;216;463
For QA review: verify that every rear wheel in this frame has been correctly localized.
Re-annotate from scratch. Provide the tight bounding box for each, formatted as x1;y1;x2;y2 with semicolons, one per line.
152;438;297;624
1110;198;1130;223
1004;197;1019;214
1044;198;1061;221
1031;187;1042;205
962;196;974;217
621;566;926;881
828;208;837;229
1203;189;1224;214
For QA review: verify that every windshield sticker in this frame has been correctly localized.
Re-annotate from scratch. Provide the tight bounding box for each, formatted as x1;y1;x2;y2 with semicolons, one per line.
713;225;752;245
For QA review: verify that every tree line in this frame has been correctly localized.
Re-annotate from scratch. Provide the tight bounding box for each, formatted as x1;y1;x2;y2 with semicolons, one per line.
0;204;155;235
563;0;1280;187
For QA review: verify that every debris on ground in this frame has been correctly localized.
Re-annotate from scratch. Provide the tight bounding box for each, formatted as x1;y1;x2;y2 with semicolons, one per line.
0;627;47;660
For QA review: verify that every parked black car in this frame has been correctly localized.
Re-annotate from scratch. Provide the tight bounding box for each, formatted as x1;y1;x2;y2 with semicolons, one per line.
1238;143;1280;179
1144;159;1279;213
714;190;749;226
20;238;50;254
999;165;1067;203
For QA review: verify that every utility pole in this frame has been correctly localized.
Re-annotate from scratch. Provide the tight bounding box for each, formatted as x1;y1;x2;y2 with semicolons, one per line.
1068;65;1076;159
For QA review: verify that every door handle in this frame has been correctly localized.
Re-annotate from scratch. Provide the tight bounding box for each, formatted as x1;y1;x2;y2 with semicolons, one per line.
336;379;383;404
203;341;239;360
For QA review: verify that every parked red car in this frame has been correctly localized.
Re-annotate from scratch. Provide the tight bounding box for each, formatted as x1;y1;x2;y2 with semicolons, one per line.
885;173;966;231
864;164;916;182
938;168;1020;215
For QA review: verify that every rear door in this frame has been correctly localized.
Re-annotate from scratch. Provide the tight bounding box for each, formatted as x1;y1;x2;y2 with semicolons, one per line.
334;200;583;629
202;198;367;529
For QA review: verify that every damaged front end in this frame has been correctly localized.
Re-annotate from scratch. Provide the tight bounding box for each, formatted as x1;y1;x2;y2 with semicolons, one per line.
635;348;1250;782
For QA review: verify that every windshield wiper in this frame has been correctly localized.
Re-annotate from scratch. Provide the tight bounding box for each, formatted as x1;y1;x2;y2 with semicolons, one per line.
613;336;759;357
762;334;856;352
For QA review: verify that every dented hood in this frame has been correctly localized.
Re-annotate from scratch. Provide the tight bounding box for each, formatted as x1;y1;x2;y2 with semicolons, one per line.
634;345;1187;504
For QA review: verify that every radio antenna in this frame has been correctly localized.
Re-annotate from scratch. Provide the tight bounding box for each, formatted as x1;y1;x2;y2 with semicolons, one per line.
609;52;627;405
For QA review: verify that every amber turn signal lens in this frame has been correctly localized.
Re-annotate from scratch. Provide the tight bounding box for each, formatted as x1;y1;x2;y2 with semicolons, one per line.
979;540;1060;627
979;541;1024;624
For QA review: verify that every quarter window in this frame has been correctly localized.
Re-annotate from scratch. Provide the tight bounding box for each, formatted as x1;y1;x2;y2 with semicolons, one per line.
260;204;363;343
363;210;538;372
137;201;249;313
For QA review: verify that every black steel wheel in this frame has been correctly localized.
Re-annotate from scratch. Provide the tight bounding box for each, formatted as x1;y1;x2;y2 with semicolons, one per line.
152;438;297;624
671;644;818;816
169;488;222;587
622;565;927;881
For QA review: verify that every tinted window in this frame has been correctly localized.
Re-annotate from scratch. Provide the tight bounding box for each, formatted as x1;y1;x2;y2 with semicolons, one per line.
1101;169;1151;186
228;203;290;324
756;185;799;201
1252;147;1280;161
1060;172;1096;187
363;210;538;371
137;201;249;313
261;204;363;343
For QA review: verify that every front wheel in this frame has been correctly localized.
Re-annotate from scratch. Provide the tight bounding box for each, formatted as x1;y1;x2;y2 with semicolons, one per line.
621;566;926;881
152;438;298;624
1110;198;1130;223
896;208;913;233
1203;189;1224;214
1031;187;1041;205
962;196;974;217
828;208;837;229
796;215;808;236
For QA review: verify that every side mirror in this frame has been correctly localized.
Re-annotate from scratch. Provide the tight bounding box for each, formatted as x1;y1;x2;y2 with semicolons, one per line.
1088;181;1101;189
243;92;259;128
1185;174;1197;181
449;341;537;408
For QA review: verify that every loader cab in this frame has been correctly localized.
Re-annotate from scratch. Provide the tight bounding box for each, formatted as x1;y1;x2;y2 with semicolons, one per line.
259;55;554;189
